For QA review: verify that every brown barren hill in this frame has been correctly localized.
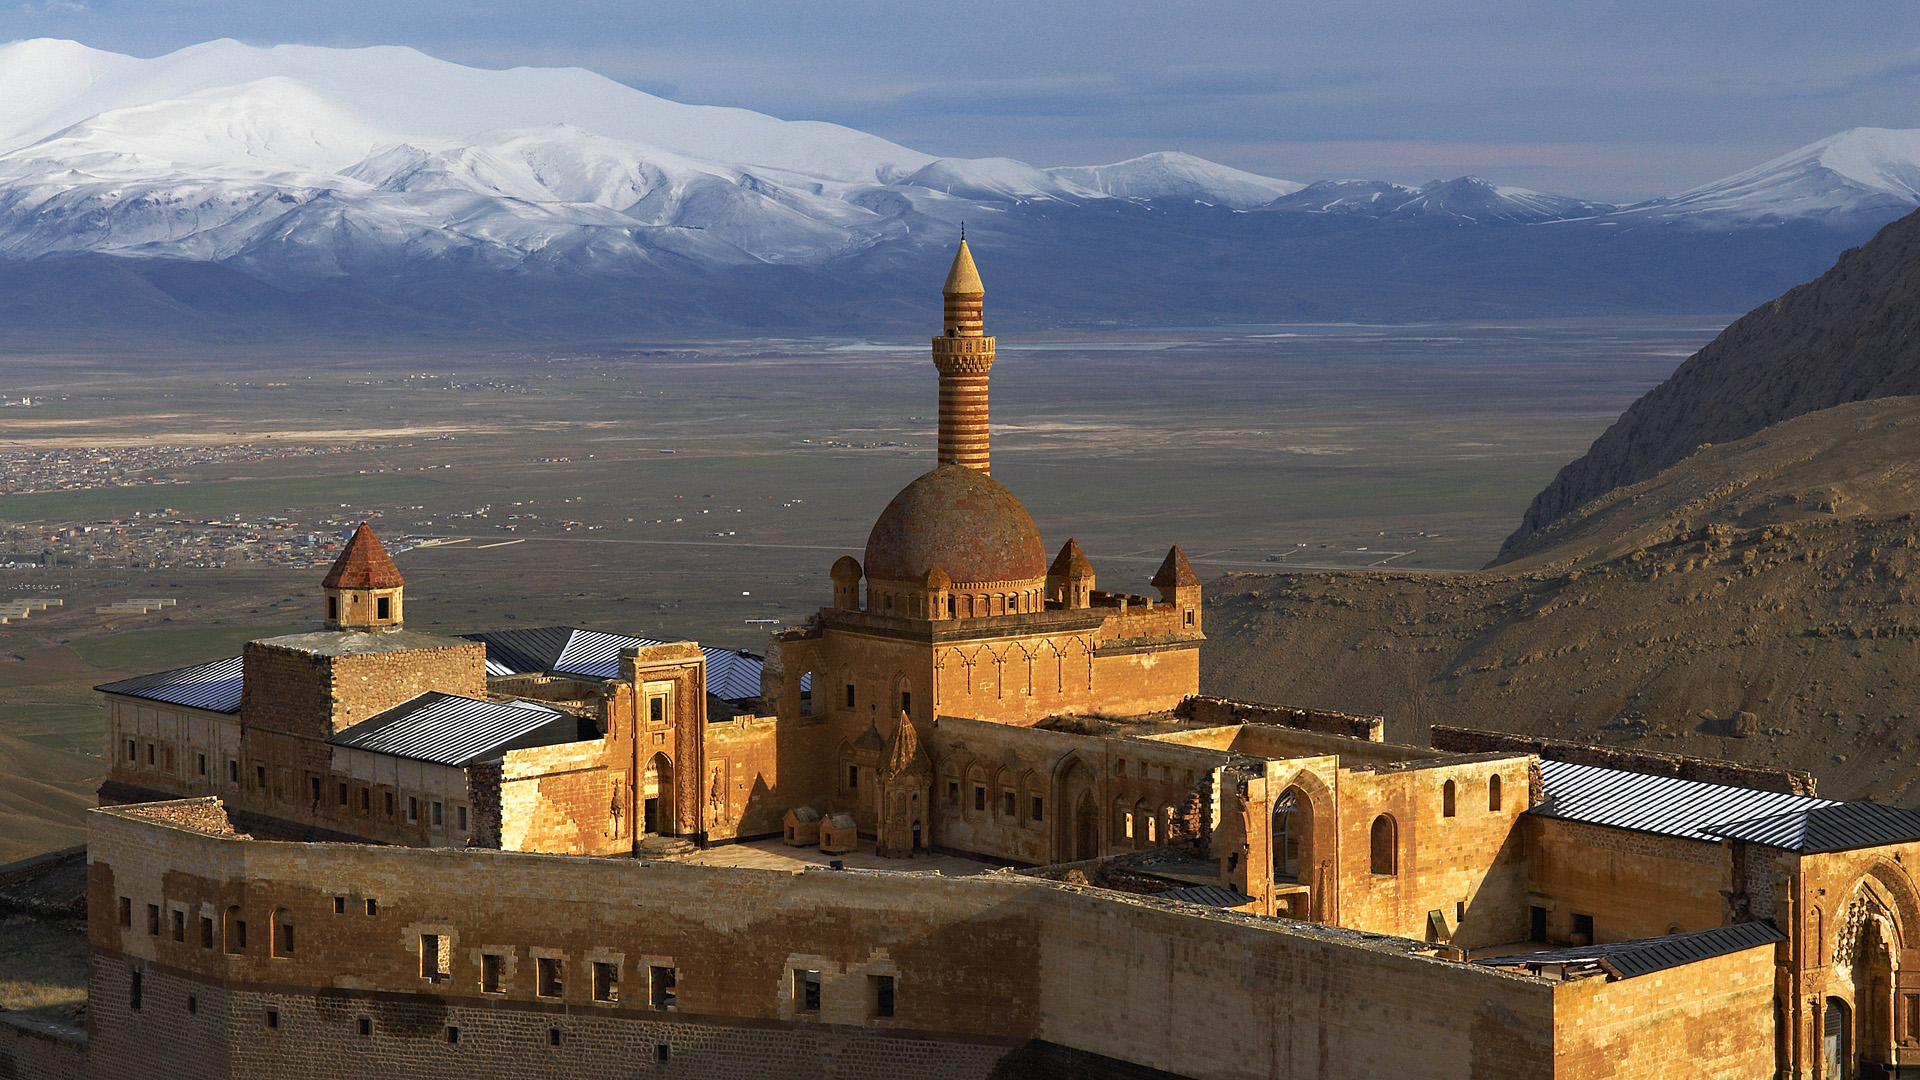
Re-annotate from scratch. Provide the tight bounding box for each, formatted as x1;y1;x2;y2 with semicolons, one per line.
1205;396;1920;802
1498;204;1920;563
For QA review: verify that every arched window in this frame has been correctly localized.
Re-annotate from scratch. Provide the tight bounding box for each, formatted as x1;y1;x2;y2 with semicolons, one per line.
1442;780;1457;818
1273;787;1309;883
798;671;814;717
1133;800;1152;847
1370;815;1397;876
1488;774;1503;812
272;908;294;957
1118;799;1133;840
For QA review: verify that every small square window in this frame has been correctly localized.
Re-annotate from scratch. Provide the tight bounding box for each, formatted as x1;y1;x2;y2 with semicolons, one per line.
421;935;448;981
548;1027;562;1047
656;1045;670;1063
649;696;665;724
376;596;391;620
446;1026;459;1044
265;1009;278;1029
365;898;379;916
333;896;346;915
358;1017;371;1037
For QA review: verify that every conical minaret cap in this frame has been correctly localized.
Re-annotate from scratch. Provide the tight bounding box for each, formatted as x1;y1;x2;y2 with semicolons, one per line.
943;238;984;296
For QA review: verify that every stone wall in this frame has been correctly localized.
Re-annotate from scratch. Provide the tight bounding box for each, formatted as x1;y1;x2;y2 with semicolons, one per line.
701;714;785;842
1430;725;1817;795
1552;945;1777;1078
86;798;1595;1080
1524;816;1728;944
0;1013;85;1080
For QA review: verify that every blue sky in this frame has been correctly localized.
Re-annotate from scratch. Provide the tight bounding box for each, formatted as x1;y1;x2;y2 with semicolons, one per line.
5;0;1918;200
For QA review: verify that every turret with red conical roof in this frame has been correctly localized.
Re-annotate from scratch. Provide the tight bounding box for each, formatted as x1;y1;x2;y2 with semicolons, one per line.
322;524;405;631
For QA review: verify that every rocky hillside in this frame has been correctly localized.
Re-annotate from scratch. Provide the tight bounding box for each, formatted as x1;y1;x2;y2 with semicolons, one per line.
1498;204;1920;562
1204;396;1920;802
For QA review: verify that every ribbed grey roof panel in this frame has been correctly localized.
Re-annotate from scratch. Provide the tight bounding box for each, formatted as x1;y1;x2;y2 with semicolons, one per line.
1705;802;1920;853
1475;921;1786;980
464;626;766;704
1533;759;1837;842
96;656;245;714
329;692;587;767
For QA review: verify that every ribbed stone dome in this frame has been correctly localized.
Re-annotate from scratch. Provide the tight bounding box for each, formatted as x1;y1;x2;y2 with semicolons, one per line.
864;465;1047;586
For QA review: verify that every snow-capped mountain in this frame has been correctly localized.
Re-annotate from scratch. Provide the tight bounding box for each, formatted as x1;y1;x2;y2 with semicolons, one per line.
0;38;1316;279
1624;128;1920;224
1264;176;1609;223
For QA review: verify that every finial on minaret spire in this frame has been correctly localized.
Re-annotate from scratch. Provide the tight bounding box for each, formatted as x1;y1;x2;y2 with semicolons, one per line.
932;239;995;472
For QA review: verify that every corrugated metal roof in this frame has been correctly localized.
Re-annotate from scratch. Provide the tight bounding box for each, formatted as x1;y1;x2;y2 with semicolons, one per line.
1157;884;1254;908
96;657;245;714
1704;803;1920;853
1533;759;1837;842
1474;921;1786;980
462;627;766;704
329;692;592;767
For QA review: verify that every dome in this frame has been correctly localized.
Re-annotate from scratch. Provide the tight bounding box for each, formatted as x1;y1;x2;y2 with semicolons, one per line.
864;465;1046;586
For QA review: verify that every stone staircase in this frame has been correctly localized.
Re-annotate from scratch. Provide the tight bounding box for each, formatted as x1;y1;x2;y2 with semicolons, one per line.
636;835;697;858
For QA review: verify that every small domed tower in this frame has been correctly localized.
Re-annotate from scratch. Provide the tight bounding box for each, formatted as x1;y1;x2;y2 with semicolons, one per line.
1046;538;1096;609
1151;545;1202;633
923;565;952;621
831;556;864;611
322;523;405;631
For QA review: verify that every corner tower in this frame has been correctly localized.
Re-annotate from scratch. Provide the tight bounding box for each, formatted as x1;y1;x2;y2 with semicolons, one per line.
933;238;995;473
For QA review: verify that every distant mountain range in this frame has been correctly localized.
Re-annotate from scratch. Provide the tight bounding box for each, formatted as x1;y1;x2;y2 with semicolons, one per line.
1;38;1917;338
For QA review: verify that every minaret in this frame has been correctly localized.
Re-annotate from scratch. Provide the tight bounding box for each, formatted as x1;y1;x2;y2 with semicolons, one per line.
932;237;995;473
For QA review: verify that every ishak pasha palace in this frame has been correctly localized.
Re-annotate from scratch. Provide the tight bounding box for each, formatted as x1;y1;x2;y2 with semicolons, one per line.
19;243;1920;1080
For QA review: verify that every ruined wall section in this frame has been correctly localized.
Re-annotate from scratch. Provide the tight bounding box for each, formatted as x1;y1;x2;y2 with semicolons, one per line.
702;715;784;842
1175;695;1384;741
1431;725;1816;795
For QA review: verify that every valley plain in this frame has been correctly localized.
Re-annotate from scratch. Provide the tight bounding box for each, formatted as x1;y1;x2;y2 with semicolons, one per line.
0;318;1716;861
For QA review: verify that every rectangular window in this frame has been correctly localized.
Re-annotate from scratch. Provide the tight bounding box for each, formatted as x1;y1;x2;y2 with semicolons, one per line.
126;739;136;761
482;953;504;994
1571;912;1595;944
1906;994;1920;1041
1184;609;1195;627
900;690;912;716
309;776;321;803
228;759;238;784
146;743;155;765
187;995;197;1015
847;765;858;791
365;898;379;916
274;916;294;957
201;917;213;949
328;595;338;621
421;935;447;980
197;753;207;776
657;1045;670;1063
974;785;986;812
1003;791;1015;817
265;1009;278;1029
361;787;370;813
333;896;346;915
649;696;665;724
358;1017;371;1037
230;917;247;952
432;801;443;826
548;1028;562;1047
118;896;131;927
408;796;419;824
593;961;618;1002
376;596;391;620
872;974;895;1019
650;966;676;1010
337;781;348;806
171;908;184;942
385;792;395;818
948;781;959;805
446;1026;459;1045
1031;796;1044;821
796;969;821;1013
538;957;563;998
147;903;160;936
130;970;142;1011
457;805;468;832
844;684;855;709
256;764;267;789
1529;904;1547;942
